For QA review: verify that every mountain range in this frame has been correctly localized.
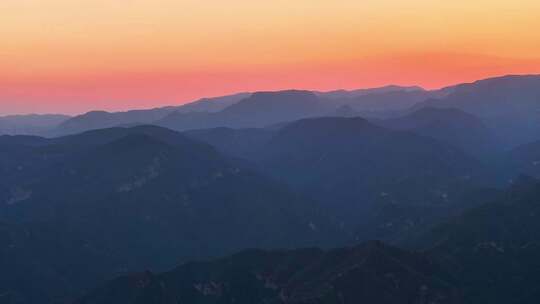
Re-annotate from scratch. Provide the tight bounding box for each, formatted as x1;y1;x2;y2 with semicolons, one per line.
0;126;340;303
378;107;499;159
414;75;540;147
4;75;540;150
3;74;540;304
0;114;70;136
77;177;540;304
77;241;461;304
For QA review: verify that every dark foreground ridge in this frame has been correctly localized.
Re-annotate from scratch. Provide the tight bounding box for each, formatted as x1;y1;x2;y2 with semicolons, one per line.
78;178;540;304
77;241;460;304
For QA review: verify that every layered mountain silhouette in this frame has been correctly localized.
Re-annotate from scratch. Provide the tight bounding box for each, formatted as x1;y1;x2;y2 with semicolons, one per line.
173;93;251;113
416;75;540;147
76;176;540;304
157;90;328;131
0;126;339;303
316;85;425;100
322;88;436;114
3;74;540;304
274;117;492;235
41;85;443;136
56;109;175;135
415;75;540;117
176;87;437;128
190;117;492;243
379;107;499;159
52;93;250;136
4;75;540;148
0;114;70;136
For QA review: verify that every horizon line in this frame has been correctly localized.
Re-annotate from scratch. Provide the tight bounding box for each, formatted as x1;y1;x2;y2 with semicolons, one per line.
2;72;539;117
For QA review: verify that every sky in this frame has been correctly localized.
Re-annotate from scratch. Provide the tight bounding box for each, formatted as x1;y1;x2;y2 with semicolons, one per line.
1;0;540;115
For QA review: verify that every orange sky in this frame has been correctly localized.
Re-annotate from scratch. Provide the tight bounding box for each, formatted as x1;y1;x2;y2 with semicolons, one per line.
1;0;540;115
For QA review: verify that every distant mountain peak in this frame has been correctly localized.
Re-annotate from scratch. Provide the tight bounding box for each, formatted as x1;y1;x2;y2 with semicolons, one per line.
250;89;316;97
84;110;110;115
229;90;319;108
468;73;540;85
318;85;426;99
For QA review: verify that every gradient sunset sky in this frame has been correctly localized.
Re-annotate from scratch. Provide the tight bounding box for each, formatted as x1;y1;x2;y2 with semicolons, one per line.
2;0;540;115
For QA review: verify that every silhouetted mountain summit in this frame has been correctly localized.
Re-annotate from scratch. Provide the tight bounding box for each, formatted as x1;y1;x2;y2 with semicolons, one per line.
320;88;437;115
175;92;251;113
249;117;490;242
157;90;326;131
219;90;325;124
258;116;483;188
186;116;495;243
418;75;540;116
317;85;425;99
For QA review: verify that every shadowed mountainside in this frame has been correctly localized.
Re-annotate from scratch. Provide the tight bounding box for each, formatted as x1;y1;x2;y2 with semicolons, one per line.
0;126;340;303
379;107;500;159
415;75;540;147
77;177;540;304
77;241;461;304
